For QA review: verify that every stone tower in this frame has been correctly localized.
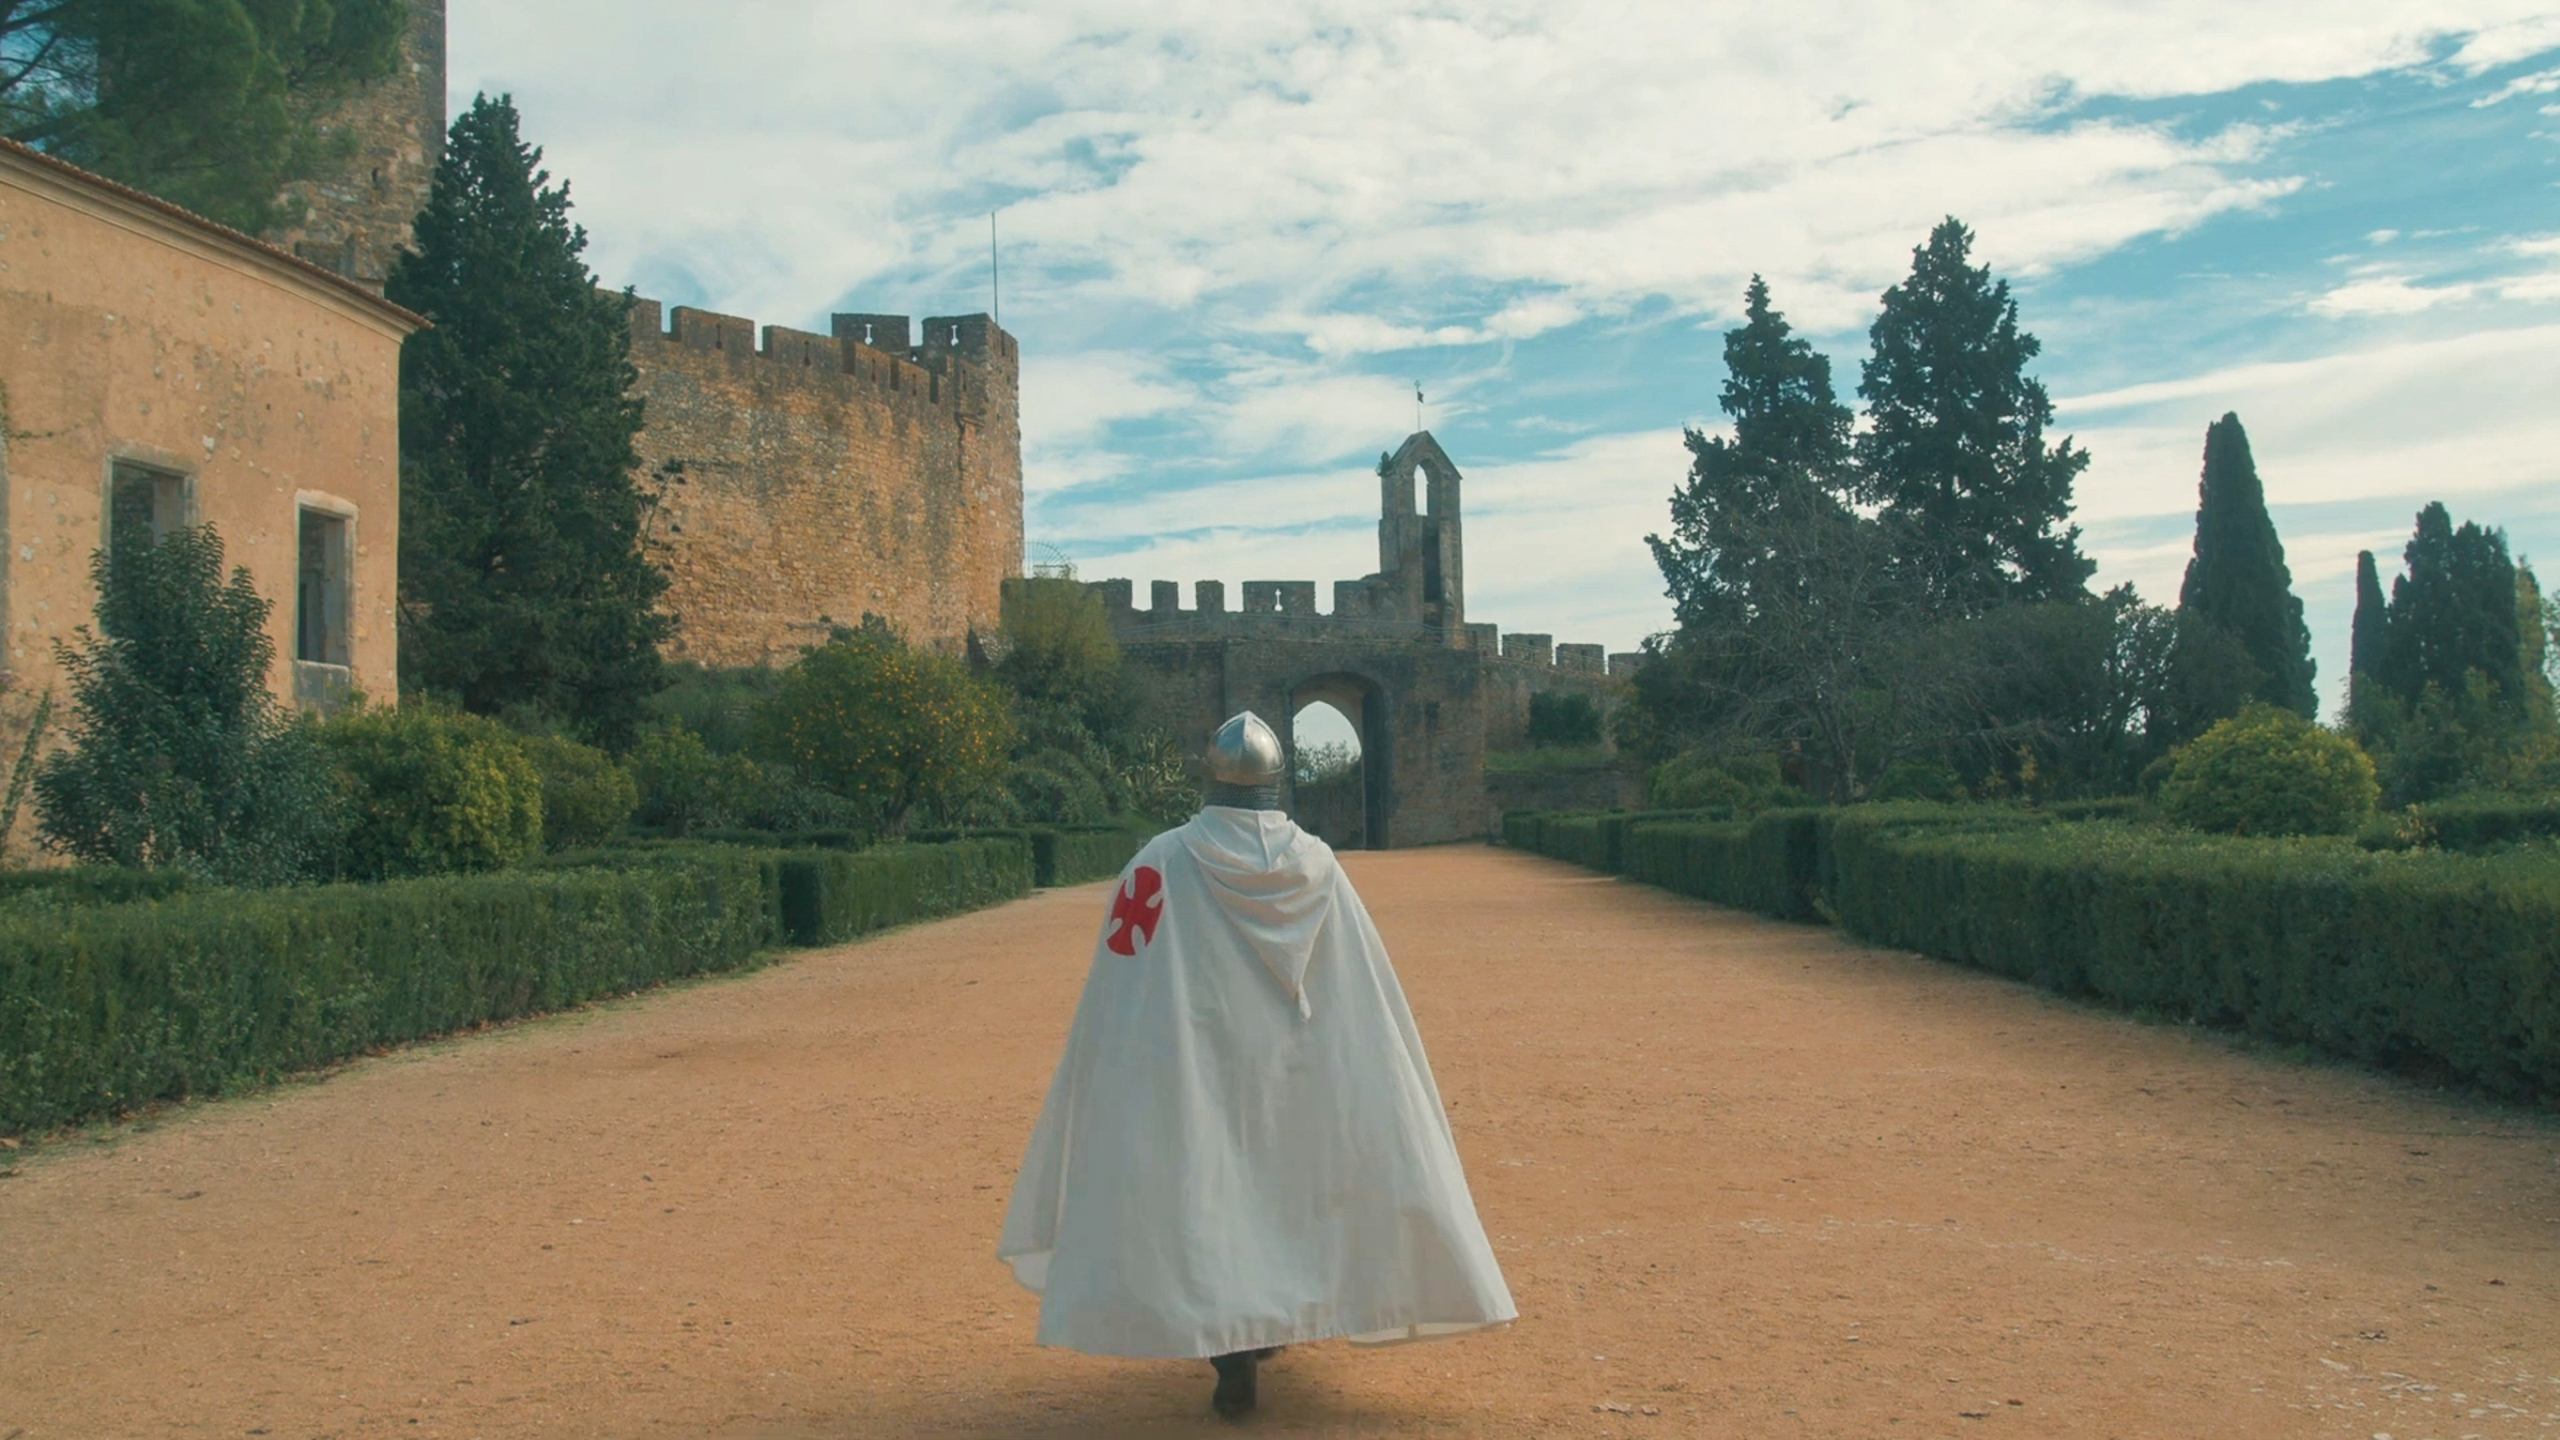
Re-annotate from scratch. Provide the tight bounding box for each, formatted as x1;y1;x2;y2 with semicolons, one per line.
264;0;447;289
1377;431;1465;640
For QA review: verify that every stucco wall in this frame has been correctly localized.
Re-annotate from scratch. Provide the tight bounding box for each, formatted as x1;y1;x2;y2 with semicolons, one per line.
0;146;416;855
629;301;1023;666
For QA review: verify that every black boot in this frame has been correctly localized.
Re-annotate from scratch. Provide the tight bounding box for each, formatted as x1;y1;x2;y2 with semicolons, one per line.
1210;1350;1258;1419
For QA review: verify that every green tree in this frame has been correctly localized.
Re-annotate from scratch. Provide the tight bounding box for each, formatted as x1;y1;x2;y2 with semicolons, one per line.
751;620;1013;835
2350;548;2388;709
2374;503;2523;715
2176;413;2314;715
1;0;406;234
1648;275;1855;629
33;525;345;883
387;95;670;750
2516;564;2554;726
1856;217;2094;611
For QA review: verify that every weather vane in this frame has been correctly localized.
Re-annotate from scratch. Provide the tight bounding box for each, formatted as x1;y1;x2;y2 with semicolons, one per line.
1414;380;1424;433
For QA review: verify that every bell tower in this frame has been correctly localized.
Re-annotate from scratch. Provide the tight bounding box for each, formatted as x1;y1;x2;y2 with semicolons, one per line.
1376;431;1465;639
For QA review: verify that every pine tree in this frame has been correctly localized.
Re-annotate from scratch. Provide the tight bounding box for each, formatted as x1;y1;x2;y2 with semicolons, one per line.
2376;503;2524;713
2175;413;2315;715
1;0;406;233
1856;217;2094;612
1648;275;1855;628
387;94;669;750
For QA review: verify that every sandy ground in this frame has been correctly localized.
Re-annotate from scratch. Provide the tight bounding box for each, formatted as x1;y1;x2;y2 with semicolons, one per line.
3;844;2558;1440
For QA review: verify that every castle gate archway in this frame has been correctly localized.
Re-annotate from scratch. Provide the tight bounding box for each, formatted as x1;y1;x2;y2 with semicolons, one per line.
1286;671;1389;849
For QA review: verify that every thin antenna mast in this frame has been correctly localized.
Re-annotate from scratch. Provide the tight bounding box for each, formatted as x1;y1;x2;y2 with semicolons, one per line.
990;212;1001;328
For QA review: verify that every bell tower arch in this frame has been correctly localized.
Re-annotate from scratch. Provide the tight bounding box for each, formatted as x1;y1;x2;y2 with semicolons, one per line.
1375;431;1464;639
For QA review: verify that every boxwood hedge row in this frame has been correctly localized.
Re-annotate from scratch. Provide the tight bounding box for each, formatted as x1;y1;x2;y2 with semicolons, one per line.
0;835;1041;1134
1506;803;2560;1103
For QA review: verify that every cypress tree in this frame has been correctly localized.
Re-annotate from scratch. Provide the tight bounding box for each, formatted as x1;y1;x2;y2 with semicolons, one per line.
2175;413;2315;714
1856;217;2095;612
2377;503;2524;713
387;94;670;749
2350;550;2388;690
2517;564;2555;725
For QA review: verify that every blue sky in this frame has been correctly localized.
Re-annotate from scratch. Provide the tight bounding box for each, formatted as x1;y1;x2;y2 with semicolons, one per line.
455;3;2560;719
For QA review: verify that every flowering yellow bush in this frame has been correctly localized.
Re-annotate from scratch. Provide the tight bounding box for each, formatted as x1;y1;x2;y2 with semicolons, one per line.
752;623;1014;833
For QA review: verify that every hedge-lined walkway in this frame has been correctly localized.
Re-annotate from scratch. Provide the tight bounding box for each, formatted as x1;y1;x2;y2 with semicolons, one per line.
4;845;2558;1438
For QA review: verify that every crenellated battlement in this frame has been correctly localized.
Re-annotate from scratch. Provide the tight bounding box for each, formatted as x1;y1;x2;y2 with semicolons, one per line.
1052;570;1640;677
622;294;1019;420
621;288;1024;669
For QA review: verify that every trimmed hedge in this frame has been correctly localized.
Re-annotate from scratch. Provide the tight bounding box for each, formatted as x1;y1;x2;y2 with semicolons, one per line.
0;867;194;910
1036;825;1151;888
0;848;779;1133
1509;801;2560;1103
2361;796;2560;852
1622;810;1823;921
0;834;1050;1134
775;839;1032;945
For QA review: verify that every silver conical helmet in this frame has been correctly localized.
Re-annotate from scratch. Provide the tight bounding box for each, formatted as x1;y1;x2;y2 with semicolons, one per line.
1207;711;1285;786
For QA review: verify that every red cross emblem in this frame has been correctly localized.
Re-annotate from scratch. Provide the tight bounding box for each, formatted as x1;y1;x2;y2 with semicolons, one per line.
1105;865;1166;956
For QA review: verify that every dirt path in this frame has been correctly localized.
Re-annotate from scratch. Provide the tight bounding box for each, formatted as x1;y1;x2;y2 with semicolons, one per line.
4;846;2558;1439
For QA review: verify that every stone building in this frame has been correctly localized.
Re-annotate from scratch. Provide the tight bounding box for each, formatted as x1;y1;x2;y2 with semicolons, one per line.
1061;432;1643;847
0;140;425;849
626;303;1023;665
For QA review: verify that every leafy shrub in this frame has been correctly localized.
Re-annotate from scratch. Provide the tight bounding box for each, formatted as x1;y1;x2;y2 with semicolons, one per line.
1008;747;1112;826
644;663;785;755
2157;705;2378;837
1650;750;1785;811
1115;731;1201;824
320;702;544;878
626;724;774;836
34;525;346;885
1527;691;1603;748
520;734;638;850
753;621;1014;833
1869;759;1967;803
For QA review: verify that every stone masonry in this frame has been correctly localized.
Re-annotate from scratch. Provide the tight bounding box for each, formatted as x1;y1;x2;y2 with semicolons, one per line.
263;0;447;290
265;3;1028;670
628;303;1023;665
1050;432;1645;848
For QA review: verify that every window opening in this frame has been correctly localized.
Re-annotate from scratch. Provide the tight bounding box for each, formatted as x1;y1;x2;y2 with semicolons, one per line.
297;508;351;666
109;461;187;562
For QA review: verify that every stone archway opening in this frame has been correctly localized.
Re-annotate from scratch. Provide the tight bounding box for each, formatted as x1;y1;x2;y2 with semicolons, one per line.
1287;673;1389;849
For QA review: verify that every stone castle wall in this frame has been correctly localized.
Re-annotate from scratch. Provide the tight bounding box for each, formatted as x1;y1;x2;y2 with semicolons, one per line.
629;302;1023;666
1061;559;1645;845
265;0;446;289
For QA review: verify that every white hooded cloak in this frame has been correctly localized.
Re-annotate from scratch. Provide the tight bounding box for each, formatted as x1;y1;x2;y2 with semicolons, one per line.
997;806;1517;1359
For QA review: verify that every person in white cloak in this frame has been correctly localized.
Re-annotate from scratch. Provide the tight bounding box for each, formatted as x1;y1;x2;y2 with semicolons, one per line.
997;710;1516;1419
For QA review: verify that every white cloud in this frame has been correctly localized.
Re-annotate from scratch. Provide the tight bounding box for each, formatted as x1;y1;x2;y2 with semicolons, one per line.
457;1;2556;356
2449;14;2560;73
2060;323;2560;522
2473;63;2560;104
2306;274;2479;316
